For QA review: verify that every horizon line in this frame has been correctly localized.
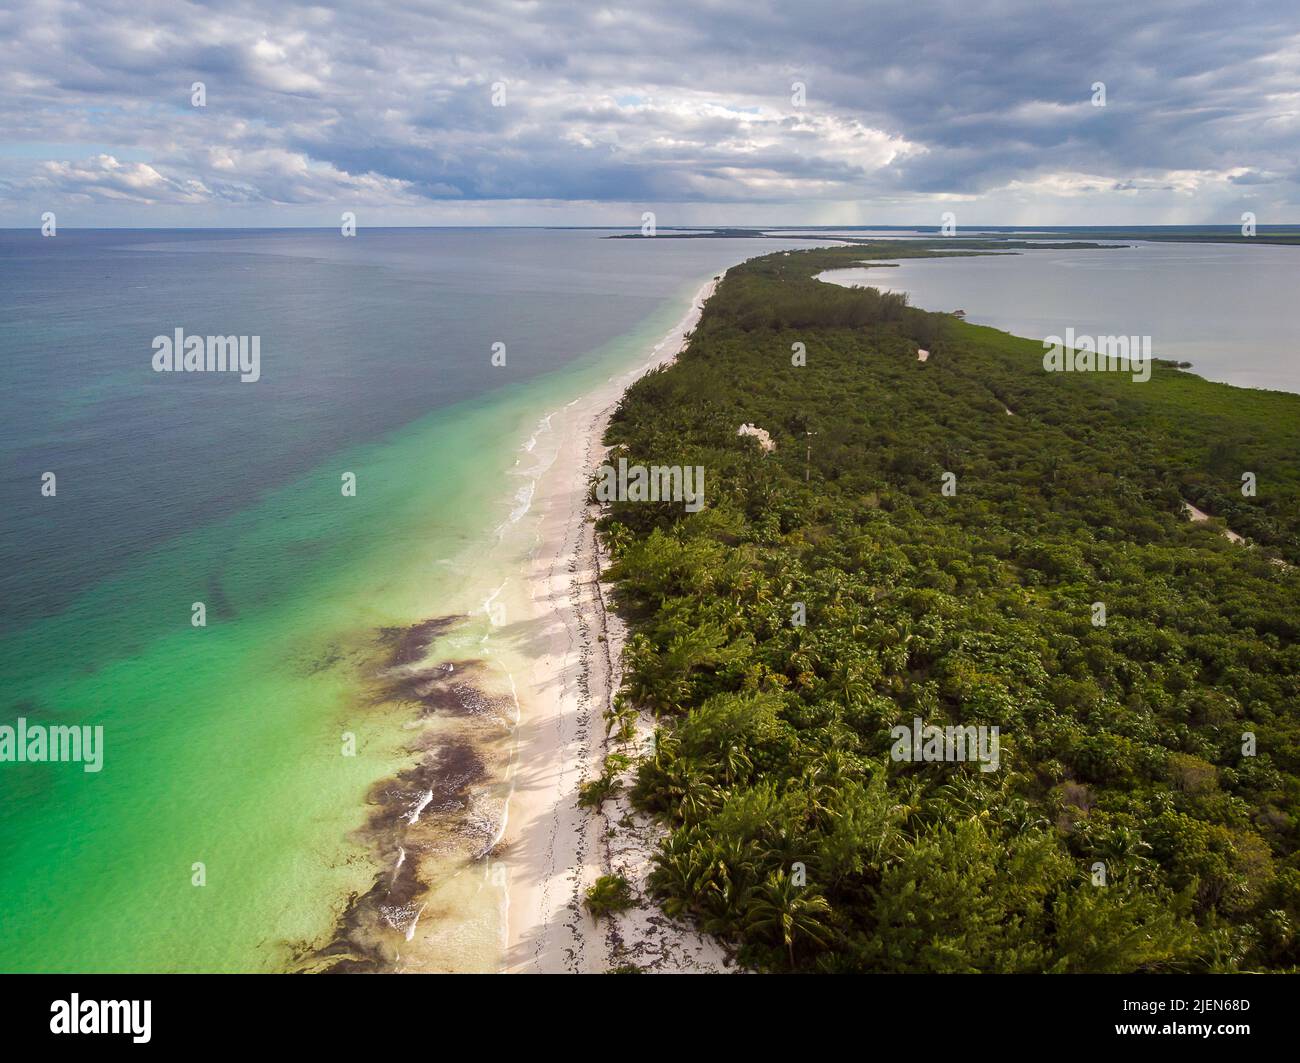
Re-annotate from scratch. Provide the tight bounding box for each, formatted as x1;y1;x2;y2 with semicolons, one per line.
5;223;1300;232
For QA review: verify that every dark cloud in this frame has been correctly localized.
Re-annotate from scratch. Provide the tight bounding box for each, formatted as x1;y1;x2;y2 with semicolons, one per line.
1;0;1297;222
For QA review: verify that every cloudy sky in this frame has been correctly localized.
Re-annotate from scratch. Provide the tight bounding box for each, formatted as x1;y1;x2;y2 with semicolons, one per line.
1;0;1297;226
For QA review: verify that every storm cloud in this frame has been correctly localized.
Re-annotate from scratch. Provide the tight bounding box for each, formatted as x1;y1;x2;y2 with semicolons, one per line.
1;0;1296;224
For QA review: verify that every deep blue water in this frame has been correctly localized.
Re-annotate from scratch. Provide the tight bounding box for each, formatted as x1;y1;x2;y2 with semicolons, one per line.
0;227;822;633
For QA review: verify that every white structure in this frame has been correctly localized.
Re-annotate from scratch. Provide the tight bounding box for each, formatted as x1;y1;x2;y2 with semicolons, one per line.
737;423;776;452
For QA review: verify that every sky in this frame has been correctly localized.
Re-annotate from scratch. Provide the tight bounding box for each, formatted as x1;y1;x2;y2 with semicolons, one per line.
1;0;1298;227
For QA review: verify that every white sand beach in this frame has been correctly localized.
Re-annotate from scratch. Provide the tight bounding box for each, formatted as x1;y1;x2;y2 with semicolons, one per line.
501;277;733;974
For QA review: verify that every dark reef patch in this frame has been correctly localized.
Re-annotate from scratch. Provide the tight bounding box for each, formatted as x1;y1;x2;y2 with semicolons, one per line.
297;737;496;973
205;572;235;621
376;615;462;668
379;658;516;722
289;612;515;973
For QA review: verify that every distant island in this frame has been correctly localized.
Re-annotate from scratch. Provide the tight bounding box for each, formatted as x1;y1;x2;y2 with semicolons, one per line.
606;226;1300;246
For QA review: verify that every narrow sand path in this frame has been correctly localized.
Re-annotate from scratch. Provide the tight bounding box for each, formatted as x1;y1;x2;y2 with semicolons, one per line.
1183;500;1246;544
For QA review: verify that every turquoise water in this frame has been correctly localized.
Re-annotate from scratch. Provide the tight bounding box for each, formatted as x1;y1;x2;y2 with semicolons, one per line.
0;228;822;971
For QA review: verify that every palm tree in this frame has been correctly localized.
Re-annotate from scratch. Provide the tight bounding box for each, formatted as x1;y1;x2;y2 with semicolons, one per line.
871;623;911;675
649;837;712;919
743;871;833;968
1089;824;1155;881
829;659;871;707
936;772;993;819
699;835;757;934
719;742;753;785
661;759;719;821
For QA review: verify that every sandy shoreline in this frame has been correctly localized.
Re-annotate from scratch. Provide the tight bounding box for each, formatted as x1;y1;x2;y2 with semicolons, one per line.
501;276;732;973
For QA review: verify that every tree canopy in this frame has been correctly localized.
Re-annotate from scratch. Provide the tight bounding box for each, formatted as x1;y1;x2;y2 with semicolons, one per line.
597;242;1300;972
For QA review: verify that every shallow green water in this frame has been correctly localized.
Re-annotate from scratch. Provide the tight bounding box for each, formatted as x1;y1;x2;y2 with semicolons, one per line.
0;287;693;971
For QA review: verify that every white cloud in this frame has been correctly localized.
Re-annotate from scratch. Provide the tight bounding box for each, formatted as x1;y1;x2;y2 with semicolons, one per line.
0;0;1297;223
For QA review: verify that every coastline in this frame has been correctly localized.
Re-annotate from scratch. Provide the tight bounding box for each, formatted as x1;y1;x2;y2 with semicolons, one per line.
323;244;1299;974
285;275;753;975
501;275;732;973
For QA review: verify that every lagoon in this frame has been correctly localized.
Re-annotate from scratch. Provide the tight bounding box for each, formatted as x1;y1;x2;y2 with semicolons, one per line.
818;240;1300;393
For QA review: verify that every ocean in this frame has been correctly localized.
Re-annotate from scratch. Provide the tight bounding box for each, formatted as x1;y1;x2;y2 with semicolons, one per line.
0;227;823;972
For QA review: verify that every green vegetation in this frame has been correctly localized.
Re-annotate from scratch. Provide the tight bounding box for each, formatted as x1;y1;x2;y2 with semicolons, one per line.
597;242;1300;972
577;753;633;809
585;874;636;921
